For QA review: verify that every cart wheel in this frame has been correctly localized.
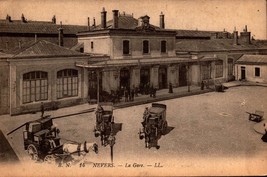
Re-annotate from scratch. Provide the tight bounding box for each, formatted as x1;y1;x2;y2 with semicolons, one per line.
44;155;56;164
27;144;39;162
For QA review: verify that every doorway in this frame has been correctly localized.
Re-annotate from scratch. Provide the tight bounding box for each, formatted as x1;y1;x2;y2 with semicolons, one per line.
120;68;130;89
241;66;246;80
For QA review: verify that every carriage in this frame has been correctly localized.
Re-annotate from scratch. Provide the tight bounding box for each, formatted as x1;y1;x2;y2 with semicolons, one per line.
8;116;98;164
94;102;115;146
139;103;168;149
18;116;68;163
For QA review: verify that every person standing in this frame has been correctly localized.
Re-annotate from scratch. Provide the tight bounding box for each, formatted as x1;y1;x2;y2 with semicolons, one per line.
169;82;173;93
124;88;129;102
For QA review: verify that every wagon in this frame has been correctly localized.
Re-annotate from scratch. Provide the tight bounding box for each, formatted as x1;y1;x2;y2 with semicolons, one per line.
139;103;168;149
246;110;264;122
94;102;115;146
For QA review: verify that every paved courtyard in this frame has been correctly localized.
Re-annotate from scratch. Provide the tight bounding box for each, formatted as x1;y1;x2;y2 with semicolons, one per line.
0;86;267;176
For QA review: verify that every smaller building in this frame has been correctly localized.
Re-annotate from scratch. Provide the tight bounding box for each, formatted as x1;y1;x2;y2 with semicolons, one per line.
235;55;267;83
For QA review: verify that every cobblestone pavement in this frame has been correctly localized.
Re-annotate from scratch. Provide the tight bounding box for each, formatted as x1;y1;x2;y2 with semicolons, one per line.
0;86;267;176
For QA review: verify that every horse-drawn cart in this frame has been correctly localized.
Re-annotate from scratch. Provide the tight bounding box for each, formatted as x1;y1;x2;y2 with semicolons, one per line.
94;102;115;146
139;103;168;149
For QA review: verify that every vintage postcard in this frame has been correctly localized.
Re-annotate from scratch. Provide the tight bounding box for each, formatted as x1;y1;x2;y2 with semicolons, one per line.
0;0;267;176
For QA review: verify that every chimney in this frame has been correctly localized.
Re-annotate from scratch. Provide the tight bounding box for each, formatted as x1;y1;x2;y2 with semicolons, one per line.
93;17;96;27
101;7;107;29
240;25;251;45
87;17;90;31
58;21;64;46
21;14;26;23
233;28;238;45
159;12;165;29
52;15;56;24
6;14;11;22
112;10;119;28
138;17;143;26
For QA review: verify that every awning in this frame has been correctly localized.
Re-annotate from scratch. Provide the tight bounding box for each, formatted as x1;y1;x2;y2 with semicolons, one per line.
76;57;193;68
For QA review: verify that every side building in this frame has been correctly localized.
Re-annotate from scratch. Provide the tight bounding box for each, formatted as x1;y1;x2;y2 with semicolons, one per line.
0;40;108;115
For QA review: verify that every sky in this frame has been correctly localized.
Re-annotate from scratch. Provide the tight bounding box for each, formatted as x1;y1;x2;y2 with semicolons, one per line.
0;0;266;39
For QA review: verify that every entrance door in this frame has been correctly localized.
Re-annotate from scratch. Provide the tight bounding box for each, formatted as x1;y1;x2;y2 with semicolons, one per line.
88;70;102;100
241;66;246;80
179;64;187;86
120;68;130;89
140;67;150;90
158;66;167;89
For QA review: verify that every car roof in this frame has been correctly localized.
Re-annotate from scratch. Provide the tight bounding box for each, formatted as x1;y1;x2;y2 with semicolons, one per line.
149;107;165;114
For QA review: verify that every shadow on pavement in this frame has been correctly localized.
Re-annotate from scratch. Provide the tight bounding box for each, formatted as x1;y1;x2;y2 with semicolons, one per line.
112;123;122;135
0;130;19;164
163;126;175;136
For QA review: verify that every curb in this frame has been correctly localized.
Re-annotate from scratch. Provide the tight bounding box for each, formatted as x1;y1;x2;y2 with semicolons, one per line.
114;89;212;109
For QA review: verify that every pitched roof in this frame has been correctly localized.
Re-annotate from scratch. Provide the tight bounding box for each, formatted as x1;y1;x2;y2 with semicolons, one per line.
0;20;88;34
5;40;88;58
236;55;267;65
176;39;267;52
91;14;160;30
176;30;216;38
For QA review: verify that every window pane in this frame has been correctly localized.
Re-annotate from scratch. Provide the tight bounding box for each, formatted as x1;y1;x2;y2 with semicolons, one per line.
143;40;149;54
123;40;130;54
161;41;166;53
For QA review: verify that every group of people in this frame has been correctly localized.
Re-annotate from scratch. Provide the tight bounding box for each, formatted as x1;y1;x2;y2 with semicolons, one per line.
123;86;136;102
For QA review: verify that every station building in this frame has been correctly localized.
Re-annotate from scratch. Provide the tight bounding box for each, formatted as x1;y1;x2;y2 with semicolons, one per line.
0;9;267;115
75;9;236;101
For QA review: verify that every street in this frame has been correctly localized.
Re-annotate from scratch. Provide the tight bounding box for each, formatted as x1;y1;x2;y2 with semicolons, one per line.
1;86;267;176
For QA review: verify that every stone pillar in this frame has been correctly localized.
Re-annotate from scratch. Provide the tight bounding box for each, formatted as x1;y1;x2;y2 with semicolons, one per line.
191;64;201;86
10;64;17;114
110;69;119;91
211;60;216;84
131;67;140;88
223;55;228;81
150;65;159;88
167;65;177;87
81;68;89;101
50;69;56;102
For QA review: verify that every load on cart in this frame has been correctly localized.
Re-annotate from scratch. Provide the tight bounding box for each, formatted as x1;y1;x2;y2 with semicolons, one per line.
139;103;168;149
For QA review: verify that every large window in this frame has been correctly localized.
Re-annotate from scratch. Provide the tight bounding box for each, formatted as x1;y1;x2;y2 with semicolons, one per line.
123;40;130;55
143;40;149;54
202;63;211;80
161;40;167;53
23;71;48;103
255;67;260;77
57;69;78;99
215;60;223;78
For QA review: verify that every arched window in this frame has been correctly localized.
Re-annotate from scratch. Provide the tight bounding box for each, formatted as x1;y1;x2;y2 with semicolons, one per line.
23;71;48;103
161;40;167;53
57;69;78;99
215;60;223;78
143;40;149;54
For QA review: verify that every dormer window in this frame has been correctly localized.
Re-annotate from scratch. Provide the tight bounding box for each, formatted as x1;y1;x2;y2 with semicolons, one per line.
143;40;149;54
